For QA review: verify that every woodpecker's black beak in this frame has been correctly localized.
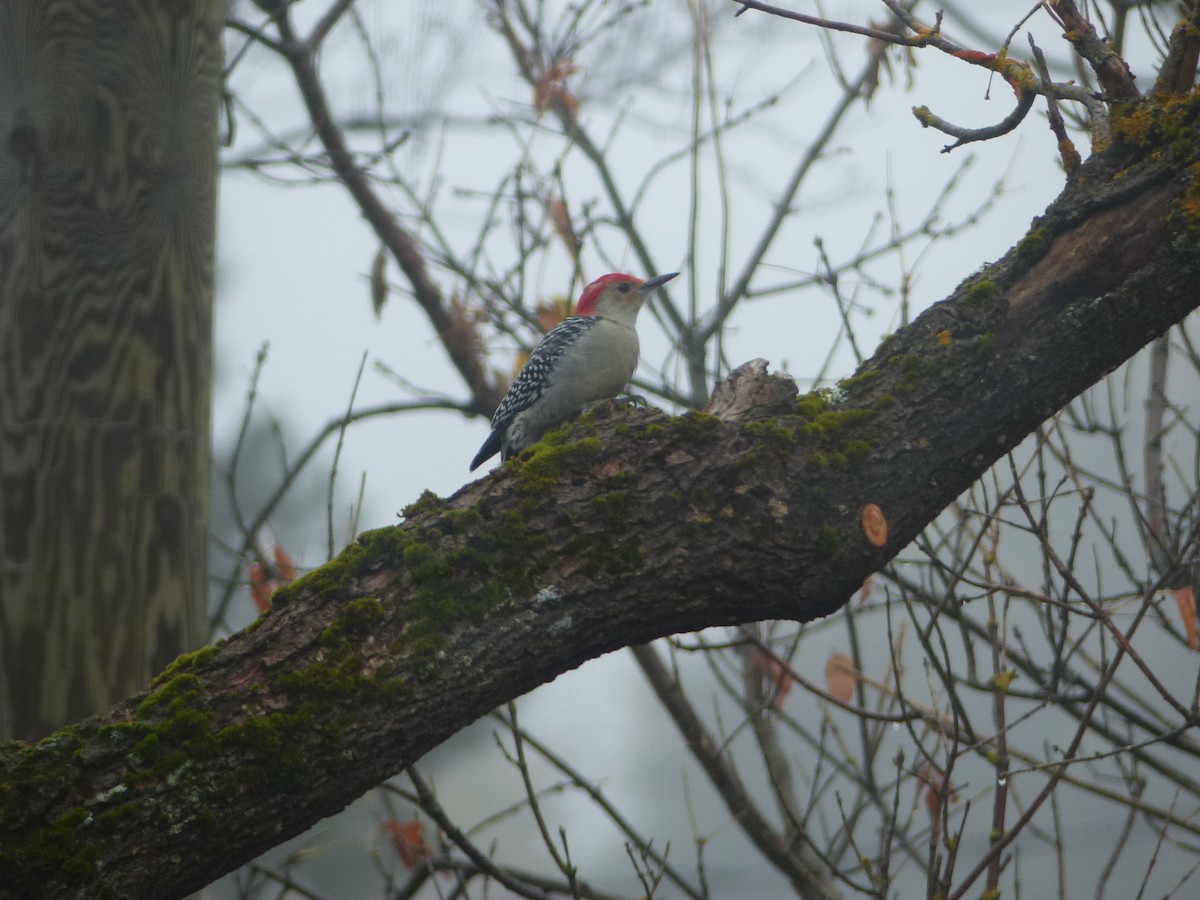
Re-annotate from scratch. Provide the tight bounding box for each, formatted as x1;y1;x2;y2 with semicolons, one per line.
640;272;679;292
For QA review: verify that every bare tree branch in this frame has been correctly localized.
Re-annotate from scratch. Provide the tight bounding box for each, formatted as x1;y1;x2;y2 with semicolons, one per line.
267;5;505;418
1048;0;1141;99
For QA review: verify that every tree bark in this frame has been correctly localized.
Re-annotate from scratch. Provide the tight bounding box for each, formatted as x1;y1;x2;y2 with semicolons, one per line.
2;100;1199;899
0;1;221;740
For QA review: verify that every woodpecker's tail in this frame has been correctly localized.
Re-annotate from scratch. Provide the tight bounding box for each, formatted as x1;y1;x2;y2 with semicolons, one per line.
469;429;503;471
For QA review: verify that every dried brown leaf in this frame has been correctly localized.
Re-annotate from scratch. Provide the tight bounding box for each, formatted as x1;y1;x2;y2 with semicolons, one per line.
752;648;794;708
533;60;578;116
918;765;958;818
824;652;857;704
381;820;432;870
1173;584;1198;651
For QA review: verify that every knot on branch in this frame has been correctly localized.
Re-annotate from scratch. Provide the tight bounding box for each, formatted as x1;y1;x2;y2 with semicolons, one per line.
705;359;799;422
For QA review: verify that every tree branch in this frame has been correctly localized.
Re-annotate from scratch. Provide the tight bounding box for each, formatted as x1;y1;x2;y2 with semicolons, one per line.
1048;0;1140;99
273;9;505;418
1154;1;1200;96
3;123;1200;898
631;642;839;897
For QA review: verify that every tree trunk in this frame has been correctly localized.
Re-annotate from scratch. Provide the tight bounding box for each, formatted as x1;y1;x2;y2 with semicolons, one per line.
0;102;1197;897
0;1;221;741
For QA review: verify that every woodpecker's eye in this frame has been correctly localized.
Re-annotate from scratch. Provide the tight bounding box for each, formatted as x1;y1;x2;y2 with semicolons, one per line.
618;282;632;293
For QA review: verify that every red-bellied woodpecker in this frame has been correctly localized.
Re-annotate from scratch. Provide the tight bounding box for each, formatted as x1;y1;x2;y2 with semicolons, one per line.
469;271;678;470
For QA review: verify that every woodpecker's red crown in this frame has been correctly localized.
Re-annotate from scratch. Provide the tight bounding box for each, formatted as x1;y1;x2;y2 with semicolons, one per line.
573;271;677;318
574;273;643;317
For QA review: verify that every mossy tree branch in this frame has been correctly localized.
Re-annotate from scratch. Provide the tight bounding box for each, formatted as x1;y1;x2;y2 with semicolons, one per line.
3;104;1200;899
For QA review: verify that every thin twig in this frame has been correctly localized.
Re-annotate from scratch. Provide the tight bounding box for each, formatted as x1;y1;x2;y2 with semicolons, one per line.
1029;35;1081;173
326;351;367;561
630;643;843;898
407;766;556;900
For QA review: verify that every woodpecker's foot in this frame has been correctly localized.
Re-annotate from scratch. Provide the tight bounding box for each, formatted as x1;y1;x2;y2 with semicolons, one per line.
580;394;647;415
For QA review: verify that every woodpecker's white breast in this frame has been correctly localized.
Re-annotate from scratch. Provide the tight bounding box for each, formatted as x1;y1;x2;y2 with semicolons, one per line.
505;317;638;451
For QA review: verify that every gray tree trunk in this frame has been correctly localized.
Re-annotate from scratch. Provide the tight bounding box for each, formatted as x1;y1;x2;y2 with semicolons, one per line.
0;1;221;740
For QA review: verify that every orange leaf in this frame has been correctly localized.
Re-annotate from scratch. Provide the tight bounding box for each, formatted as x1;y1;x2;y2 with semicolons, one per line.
857;574;874;604
533;59;579;116
515;297;572;378
552;86;578;116
272;545;296;583
918;765;958;818
1173;585;1198;651
512;349;531;379
381;819;432;871
824;652;857;704
248;545;297;613
535;296;571;332
752;648;794;708
248;562;273;614
548;198;580;259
